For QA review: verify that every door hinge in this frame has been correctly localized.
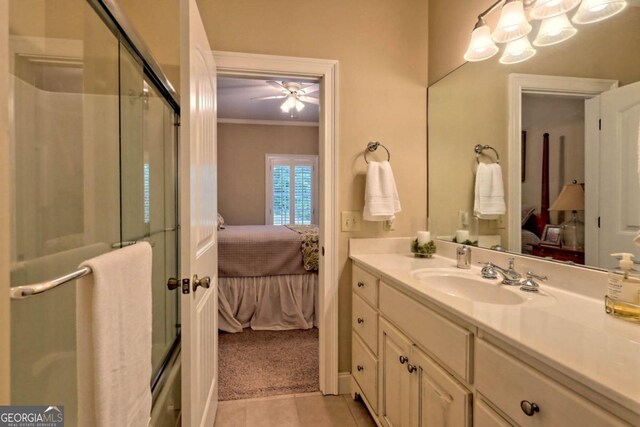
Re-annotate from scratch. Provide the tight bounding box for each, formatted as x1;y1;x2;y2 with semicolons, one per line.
598;119;601;130
322;246;325;256
174;119;181;127
597;216;601;228
181;278;190;294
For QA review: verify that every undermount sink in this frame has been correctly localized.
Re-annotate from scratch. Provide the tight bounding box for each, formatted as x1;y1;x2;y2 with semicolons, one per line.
410;268;526;305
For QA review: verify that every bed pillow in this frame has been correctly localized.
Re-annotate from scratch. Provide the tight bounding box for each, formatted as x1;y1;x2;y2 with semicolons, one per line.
217;213;226;230
521;205;536;226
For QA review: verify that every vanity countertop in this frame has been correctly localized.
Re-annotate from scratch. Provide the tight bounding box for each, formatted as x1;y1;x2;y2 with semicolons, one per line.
350;245;640;417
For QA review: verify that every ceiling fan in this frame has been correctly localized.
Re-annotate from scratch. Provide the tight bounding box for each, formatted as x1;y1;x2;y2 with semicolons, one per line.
252;81;319;113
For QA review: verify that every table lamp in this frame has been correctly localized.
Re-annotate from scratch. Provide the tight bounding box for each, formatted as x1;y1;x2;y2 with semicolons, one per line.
549;181;585;250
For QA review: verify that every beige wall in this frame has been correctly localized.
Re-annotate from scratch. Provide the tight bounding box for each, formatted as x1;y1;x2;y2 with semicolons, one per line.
1;0;10;405
218;123;319;225
200;0;429;371
428;8;640;249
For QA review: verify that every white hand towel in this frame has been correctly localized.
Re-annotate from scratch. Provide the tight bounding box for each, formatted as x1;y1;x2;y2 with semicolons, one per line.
77;242;152;427
363;160;401;221
474;163;506;219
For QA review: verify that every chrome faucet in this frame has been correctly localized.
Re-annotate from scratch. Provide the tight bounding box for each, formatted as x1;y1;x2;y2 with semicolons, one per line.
480;258;522;285
519;271;547;293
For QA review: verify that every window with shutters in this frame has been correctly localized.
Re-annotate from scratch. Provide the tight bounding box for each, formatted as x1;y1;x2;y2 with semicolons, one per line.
265;154;318;225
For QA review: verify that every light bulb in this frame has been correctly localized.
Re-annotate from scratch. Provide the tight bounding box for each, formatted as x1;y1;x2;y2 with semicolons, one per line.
500;36;537;64
530;0;581;19
295;100;305;112
464;20;499;62
572;0;627;24
492;0;532;43
280;95;297;112
534;13;577;46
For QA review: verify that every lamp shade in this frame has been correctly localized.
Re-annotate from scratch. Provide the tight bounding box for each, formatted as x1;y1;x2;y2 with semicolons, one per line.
499;36;537;64
572;0;627;24
530;0;581;20
464;21;499;62
549;183;585;211
533;13;578;46
492;0;532;43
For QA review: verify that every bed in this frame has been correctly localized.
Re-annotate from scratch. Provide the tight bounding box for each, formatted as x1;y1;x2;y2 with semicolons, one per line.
217;224;319;333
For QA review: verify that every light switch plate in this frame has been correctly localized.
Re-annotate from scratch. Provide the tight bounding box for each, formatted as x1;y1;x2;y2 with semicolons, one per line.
341;211;361;232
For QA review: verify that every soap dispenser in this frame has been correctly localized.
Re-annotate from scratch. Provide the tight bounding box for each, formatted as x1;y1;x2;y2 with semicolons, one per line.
605;253;640;322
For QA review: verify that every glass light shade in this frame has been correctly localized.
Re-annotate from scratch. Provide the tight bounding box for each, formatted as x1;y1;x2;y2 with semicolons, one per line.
572;0;627;24
533;13;578;46
280;95;297;112
464;24;499;62
499;36;537;64
492;0;533;43
295;99;305;112
530;0;581;20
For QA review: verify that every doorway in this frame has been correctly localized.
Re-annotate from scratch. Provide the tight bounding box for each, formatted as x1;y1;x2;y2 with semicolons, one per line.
214;51;339;396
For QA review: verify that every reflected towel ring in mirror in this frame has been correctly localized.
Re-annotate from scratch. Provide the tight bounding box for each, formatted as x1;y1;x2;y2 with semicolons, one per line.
364;141;391;164
474;144;500;164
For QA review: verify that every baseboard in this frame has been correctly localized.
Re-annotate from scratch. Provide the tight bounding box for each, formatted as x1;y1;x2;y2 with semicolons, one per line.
338;372;352;395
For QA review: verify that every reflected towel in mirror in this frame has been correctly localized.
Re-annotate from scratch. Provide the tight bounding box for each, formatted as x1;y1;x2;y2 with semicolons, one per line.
474;163;506;219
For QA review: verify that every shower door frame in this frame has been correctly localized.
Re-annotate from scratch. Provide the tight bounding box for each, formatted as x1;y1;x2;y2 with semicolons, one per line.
214;51;340;395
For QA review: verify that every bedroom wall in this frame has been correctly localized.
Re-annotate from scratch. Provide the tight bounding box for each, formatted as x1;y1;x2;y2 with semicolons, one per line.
218;123;319;225
199;0;429;372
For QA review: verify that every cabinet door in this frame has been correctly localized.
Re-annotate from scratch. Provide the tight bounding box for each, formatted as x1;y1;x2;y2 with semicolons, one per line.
379;318;412;427
410;346;472;427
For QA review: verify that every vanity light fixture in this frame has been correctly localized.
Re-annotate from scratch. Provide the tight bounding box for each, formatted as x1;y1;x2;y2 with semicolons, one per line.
464;18;500;62
530;0;581;19
464;0;628;65
533;13;578;46
572;0;627;24
492;0;532;43
500;36;537;64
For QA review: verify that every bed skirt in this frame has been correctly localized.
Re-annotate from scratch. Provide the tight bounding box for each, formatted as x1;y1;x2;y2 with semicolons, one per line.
218;274;318;333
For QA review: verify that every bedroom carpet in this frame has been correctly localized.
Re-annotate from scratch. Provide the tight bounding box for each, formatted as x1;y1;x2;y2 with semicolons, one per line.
218;328;319;401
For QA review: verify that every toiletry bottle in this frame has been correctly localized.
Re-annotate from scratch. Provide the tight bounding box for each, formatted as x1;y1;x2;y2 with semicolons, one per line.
605;253;640;322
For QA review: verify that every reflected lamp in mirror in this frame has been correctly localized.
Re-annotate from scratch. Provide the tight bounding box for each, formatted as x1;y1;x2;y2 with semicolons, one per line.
549;182;585;250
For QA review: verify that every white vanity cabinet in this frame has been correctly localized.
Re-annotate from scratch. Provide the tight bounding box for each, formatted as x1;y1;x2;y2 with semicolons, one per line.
351;264;380;415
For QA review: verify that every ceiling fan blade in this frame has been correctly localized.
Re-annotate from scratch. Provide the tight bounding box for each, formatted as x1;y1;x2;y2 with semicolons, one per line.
266;80;287;91
299;95;319;105
251;95;287;100
300;84;319;95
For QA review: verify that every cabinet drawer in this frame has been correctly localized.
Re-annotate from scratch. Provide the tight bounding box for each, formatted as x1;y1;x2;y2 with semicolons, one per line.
352;293;378;354
379;281;472;382
352;333;378;414
353;264;378;307
476;340;627;426
475;398;512;427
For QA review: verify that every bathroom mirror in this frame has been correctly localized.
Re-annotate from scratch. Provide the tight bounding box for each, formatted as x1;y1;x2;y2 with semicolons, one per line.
428;5;640;270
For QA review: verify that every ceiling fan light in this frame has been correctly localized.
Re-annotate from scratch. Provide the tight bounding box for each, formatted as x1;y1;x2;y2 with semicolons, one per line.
281;95;297;112
492;0;532;43
572;0;627;24
533;13;577;46
295;100;305;112
530;0;581;20
499;36;537;64
464;20;499;62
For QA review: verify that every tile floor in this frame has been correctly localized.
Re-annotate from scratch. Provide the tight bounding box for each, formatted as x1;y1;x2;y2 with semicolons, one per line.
214;392;377;427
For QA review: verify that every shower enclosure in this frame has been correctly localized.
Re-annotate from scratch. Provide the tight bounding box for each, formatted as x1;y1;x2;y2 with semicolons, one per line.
8;0;180;425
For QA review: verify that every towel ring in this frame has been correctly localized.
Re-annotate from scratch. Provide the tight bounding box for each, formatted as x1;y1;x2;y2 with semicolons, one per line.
364;141;391;164
474;144;500;164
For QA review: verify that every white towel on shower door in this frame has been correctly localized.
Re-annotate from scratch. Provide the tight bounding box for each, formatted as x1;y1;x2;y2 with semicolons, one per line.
77;242;152;427
363;160;402;221
474;162;506;219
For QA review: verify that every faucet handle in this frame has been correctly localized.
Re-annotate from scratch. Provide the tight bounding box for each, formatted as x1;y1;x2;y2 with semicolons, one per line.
526;271;547;281
479;262;498;279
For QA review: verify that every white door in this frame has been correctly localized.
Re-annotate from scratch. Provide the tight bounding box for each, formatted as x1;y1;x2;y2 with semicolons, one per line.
598;81;640;267
180;0;218;425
